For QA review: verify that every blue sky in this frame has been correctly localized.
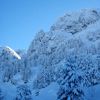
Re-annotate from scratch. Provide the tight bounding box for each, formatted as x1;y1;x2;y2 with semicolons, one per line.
0;0;99;50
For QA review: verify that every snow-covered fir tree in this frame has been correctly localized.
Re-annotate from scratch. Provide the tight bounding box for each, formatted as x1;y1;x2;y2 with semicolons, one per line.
57;53;100;100
0;89;4;100
15;85;32;100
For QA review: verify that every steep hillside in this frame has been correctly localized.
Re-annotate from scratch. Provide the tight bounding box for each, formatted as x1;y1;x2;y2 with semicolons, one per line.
28;9;100;68
27;9;100;100
0;9;100;100
0;46;22;82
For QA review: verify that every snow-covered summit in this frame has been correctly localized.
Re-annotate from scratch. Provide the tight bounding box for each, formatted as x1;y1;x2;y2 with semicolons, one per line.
0;46;22;82
51;9;100;34
0;46;21;60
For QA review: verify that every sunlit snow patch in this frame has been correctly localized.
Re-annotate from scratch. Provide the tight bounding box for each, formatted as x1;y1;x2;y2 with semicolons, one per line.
6;46;21;60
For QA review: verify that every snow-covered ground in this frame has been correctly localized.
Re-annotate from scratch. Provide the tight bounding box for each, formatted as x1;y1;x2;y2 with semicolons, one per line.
32;82;59;100
85;84;100;100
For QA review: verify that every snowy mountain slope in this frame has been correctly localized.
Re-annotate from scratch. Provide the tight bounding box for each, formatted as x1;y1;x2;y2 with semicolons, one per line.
27;9;100;100
27;9;100;70
0;9;100;100
0;46;22;82
0;46;21;72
